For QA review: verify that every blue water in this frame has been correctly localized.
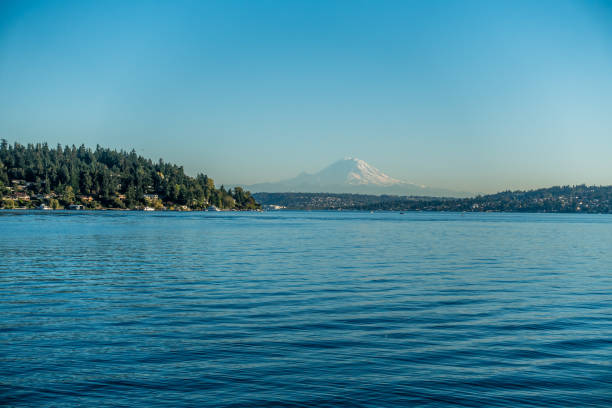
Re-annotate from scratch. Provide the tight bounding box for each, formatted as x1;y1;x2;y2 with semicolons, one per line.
1;211;612;407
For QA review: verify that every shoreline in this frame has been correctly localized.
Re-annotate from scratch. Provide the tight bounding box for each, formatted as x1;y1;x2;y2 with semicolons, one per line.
1;208;610;215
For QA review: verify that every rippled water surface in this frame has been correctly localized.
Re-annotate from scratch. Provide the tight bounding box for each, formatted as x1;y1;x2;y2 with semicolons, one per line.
1;211;612;407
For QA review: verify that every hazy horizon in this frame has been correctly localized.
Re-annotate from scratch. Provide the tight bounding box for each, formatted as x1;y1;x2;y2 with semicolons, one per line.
2;0;612;194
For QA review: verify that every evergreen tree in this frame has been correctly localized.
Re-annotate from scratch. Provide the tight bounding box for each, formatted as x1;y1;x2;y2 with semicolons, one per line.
0;140;260;210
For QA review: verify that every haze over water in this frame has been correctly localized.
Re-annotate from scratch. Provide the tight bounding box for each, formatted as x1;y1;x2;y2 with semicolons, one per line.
2;211;611;407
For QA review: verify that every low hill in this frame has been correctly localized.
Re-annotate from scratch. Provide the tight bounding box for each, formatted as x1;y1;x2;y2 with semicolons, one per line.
255;186;612;213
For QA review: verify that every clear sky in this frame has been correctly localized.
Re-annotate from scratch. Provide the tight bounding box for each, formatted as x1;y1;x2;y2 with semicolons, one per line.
1;0;611;193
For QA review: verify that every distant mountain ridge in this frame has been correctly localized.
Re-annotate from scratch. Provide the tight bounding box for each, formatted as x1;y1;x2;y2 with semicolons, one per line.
246;157;470;197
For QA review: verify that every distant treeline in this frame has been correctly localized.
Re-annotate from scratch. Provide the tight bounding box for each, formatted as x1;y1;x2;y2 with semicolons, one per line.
255;186;612;213
0;140;259;210
254;192;453;209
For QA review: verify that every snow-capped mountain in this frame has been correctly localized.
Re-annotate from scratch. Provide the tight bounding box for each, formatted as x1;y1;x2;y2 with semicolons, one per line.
295;157;406;186
245;158;469;197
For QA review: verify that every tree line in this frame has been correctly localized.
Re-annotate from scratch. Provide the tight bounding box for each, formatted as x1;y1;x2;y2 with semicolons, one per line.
0;140;259;210
254;186;612;213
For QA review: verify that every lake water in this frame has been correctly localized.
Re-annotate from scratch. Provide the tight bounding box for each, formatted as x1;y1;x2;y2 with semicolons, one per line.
1;211;612;407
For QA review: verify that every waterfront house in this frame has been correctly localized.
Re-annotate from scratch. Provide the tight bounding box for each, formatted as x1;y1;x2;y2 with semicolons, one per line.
14;192;30;201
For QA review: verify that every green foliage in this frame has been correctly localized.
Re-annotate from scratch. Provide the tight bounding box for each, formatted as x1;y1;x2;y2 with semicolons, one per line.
49;198;60;209
61;185;75;205
0;140;260;210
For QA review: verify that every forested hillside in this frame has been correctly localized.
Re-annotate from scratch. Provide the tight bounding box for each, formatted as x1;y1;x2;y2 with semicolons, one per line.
255;186;612;213
0;140;259;210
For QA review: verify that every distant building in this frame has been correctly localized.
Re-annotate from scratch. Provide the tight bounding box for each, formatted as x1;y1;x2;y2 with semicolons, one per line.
14;192;30;201
263;204;286;210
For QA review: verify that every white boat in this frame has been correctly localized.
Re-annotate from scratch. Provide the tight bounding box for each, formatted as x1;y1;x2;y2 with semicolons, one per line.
143;206;155;211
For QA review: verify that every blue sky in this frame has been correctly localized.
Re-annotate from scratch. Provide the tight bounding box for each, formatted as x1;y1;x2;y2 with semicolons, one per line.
1;0;611;193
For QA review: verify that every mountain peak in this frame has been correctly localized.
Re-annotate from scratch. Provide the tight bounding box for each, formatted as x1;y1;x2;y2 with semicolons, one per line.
245;157;469;197
321;158;403;186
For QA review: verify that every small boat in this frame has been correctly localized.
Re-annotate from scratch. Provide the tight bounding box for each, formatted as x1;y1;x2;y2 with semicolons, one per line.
143;206;155;211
